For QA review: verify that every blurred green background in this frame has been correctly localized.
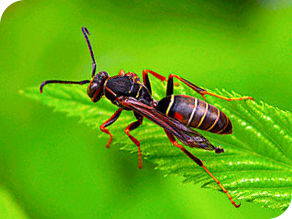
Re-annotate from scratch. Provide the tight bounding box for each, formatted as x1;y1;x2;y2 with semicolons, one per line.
0;0;291;218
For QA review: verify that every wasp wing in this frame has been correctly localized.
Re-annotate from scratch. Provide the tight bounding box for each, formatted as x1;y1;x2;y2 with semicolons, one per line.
119;97;217;151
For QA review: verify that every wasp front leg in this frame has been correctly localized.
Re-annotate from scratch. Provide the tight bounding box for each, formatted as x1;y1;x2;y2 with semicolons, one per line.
124;112;144;169
100;108;123;148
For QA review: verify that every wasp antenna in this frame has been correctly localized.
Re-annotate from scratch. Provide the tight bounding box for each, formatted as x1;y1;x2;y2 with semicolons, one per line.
82;27;96;77
83;27;90;35
40;79;90;93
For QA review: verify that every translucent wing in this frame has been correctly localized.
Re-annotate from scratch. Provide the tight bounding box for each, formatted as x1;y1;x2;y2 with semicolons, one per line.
118;97;218;151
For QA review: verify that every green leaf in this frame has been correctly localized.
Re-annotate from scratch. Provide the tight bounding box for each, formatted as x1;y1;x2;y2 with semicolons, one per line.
21;80;292;211
0;186;29;219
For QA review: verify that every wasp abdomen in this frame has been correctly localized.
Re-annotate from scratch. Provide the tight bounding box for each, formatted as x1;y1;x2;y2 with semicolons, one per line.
156;95;232;134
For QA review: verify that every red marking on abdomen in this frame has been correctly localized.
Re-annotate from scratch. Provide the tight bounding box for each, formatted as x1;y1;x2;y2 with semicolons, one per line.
173;112;184;121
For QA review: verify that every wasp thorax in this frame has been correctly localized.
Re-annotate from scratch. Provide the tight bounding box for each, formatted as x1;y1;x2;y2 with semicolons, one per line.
87;71;109;102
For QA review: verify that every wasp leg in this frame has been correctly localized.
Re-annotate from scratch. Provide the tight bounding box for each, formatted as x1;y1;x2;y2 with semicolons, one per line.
142;69;179;95
164;130;241;208
142;69;253;101
100;108;123;148
119;69;126;76
124;112;144;169
167;74;253;101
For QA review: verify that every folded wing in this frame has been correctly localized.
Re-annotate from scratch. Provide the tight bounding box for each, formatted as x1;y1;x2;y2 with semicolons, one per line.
119;97;217;151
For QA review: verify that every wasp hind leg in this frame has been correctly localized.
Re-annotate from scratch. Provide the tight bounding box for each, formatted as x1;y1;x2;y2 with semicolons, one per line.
124;112;144;169
142;69;253;101
166;74;253;101
142;69;179;95
164;130;241;208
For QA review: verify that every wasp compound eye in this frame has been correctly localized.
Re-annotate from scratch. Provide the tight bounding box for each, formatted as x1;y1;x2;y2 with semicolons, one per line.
87;71;109;102
87;82;97;98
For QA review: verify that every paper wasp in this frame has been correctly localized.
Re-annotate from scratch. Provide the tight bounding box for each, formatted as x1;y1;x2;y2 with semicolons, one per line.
40;27;253;208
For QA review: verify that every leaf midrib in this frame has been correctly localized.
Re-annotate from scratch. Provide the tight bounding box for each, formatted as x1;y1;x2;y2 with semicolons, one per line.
208;136;292;171
44;88;292;171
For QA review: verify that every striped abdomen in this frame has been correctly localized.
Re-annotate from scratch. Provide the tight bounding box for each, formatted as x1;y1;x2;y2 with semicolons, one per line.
156;95;232;134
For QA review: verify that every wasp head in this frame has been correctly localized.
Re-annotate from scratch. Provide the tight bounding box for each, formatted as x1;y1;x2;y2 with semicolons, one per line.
87;71;109;102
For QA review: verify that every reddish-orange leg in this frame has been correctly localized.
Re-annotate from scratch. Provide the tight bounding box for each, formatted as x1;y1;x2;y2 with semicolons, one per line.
100;107;144;168
124;113;144;168
165;130;241;208
119;69;126;76
143;69;253;101
100;108;123;148
142;69;179;94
